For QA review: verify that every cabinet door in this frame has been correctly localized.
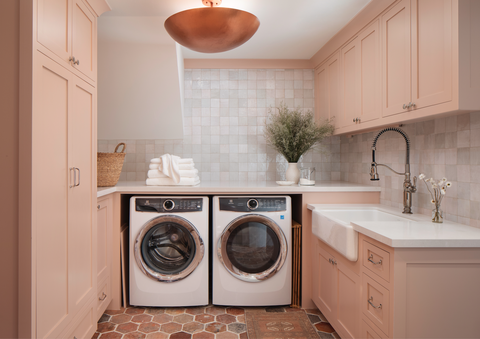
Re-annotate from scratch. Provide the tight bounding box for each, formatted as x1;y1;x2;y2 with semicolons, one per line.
313;241;336;320
72;0;96;81
315;53;341;127
382;0;411;117
37;0;71;62
358;19;381;124
68;76;96;318
97;196;113;319
411;0;452;110
335;260;361;339
339;38;361;128
34;52;73;339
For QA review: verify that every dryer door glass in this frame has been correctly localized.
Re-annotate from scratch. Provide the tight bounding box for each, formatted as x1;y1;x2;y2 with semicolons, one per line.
141;222;195;274
218;215;287;282
226;222;280;274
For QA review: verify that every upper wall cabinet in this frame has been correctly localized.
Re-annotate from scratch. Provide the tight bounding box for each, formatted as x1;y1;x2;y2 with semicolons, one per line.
315;52;341;126
314;0;480;135
37;0;97;84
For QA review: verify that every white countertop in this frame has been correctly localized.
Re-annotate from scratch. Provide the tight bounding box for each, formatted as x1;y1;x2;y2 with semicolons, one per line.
307;204;480;248
97;181;381;198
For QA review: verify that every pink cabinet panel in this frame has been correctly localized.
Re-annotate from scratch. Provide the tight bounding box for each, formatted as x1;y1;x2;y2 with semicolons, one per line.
315;53;340;127
382;0;411;117
362;273;390;337
336;260;360;338
339;38;360;128
37;0;71;62
72;0;96;81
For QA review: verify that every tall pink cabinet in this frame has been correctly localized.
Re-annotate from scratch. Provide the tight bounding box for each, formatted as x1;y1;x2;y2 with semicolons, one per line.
19;1;110;338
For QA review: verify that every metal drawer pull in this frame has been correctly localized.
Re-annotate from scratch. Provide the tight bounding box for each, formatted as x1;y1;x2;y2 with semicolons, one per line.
368;254;382;266
99;292;107;301
70;167;76;188
75;167;81;187
368;296;382;309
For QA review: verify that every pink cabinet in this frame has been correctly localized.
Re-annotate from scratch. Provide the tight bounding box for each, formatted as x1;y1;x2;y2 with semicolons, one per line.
315;52;340;126
96;195;113;319
37;0;97;83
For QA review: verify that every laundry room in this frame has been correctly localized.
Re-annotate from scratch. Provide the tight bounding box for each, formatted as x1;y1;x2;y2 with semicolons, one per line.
3;0;480;339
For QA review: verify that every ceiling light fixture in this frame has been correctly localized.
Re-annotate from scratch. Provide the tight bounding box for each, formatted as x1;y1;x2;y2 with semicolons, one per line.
164;0;260;53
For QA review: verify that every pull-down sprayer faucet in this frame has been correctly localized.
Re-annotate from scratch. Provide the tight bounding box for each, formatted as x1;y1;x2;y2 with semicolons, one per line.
371;127;417;214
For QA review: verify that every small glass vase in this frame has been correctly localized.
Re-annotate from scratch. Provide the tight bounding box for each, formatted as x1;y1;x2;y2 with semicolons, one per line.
432;206;443;223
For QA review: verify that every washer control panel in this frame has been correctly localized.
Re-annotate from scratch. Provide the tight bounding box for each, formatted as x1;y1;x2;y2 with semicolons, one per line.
136;198;203;213
219;197;287;212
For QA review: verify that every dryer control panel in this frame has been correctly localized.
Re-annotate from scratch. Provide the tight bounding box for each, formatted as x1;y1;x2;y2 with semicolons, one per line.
135;198;203;213
219;197;287;212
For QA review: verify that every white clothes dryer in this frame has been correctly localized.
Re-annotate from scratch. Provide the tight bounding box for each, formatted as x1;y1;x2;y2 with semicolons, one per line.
212;196;292;306
129;196;209;307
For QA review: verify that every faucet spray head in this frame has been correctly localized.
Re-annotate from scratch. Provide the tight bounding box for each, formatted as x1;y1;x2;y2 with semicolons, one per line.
370;163;379;181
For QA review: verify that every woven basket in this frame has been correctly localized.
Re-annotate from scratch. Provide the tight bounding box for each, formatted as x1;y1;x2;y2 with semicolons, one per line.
97;143;126;187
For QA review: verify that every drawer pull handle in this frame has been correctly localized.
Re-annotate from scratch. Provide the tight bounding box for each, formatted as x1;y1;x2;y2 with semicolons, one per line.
368;254;383;266
99;292;107;301
368;296;382;310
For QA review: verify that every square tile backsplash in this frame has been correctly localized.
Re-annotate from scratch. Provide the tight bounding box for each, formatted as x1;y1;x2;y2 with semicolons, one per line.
98;68;340;183
98;68;479;228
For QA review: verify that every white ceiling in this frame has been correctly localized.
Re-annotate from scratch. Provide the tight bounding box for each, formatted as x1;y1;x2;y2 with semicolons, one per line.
100;0;371;59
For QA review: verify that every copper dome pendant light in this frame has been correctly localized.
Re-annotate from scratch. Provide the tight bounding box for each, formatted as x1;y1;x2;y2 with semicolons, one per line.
164;0;260;53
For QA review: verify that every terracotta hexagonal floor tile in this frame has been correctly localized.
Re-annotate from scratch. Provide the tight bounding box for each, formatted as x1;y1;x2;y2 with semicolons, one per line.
145;332;169;339
98;332;122;339
99;314;111;323
227;323;246;334
307;314;321;324
146;308;165;315
123;331;147;339
138;322;160;333
152;314;173;324
239;332;248;339
192;332;215;339
126;307;146;315
205;306;225;316
204;322;226;334
173;314;194;324
161;322;183;333
305;308;323;316
110;314;133;324
182;321;204;334
97;322;116;333
131;314;153;323
315;322;335;333
104;308;125;316
170;331;192;339
215;332;238;339
185;307;205;316
236;315;245;324
116;322;139;334
165;308;185;315
194;314;215;324
225;308;244;316
216;314;236;325
92;332;100;339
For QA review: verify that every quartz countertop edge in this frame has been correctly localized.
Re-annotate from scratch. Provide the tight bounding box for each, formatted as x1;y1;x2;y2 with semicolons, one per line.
307;204;480;248
97;181;381;198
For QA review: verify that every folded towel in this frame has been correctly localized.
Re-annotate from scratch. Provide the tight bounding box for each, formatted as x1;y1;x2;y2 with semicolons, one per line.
149;163;159;170
178;163;195;170
179;169;198;178
146;176;200;186
178;158;194;164
150;158;161;164
147;170;168;178
159;154;181;184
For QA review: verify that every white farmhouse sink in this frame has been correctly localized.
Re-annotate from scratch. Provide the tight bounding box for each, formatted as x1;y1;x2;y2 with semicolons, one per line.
311;207;411;261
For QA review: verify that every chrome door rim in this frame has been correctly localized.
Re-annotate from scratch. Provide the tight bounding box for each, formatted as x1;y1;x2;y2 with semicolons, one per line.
135;215;204;282
217;214;287;283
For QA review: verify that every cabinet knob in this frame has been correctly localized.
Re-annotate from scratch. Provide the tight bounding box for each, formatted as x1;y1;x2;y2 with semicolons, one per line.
99;292;107;301
97;205;101;209
69;56;80;66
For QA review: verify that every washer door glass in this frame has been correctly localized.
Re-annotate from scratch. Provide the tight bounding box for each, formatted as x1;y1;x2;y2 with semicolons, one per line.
142;222;195;274
218;214;287;282
135;215;204;282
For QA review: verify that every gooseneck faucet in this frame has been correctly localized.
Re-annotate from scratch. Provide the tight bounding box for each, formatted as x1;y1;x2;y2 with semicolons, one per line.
371;127;417;214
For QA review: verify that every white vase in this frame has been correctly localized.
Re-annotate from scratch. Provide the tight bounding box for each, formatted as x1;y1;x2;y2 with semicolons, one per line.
285;162;300;184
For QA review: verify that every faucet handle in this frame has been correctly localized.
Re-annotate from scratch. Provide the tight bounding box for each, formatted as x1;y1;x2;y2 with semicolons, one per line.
413;176;417;187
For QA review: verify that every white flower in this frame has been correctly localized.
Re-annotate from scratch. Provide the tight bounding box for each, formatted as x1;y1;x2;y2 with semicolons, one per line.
446;182;452;187
419;173;426;180
442;177;447;182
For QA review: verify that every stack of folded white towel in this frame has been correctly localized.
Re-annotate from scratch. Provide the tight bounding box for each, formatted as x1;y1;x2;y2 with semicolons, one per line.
146;154;200;186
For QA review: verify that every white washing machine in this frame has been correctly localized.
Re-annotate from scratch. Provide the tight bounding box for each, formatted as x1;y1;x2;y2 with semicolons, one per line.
129;196;209;307
212;196;292;306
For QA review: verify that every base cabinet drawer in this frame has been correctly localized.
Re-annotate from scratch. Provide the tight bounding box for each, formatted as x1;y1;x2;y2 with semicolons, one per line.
97;278;111;319
362;273;390;336
63;302;97;339
363;240;390;283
